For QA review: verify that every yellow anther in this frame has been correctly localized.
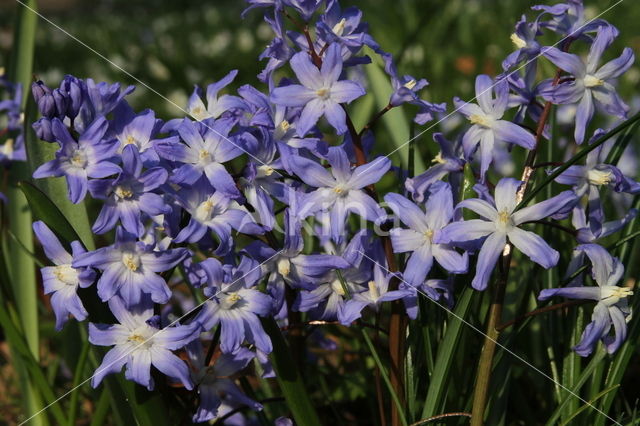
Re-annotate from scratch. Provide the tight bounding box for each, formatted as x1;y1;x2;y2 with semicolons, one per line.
316;88;330;100
257;165;275;178
191;106;207;120
123;253;140;271
53;265;77;285
70;151;87;168
404;79;417;90
332;18;347;36
601;286;633;306
125;135;136;145
424;229;434;242
199;149;211;160
277;258;291;276
510;33;527;49
115;186;134;199
587;169;613;186
498;210;511;225
432;152;446;164
127;334;146;343
469;114;492;128
331;280;346;296
368;280;379;300
584;75;605;88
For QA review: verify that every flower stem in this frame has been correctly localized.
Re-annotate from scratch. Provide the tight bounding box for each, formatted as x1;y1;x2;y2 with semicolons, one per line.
496;300;589;332
470;250;510;426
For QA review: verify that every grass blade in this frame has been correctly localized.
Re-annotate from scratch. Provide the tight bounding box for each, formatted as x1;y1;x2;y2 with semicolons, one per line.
361;328;408;426
421;286;474;418
263;318;321;426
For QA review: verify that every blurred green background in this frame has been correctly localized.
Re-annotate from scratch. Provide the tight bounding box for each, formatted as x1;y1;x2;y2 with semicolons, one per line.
1;0;638;120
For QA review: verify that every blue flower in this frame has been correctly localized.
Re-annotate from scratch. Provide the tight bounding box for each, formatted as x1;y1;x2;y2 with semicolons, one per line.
438;178;576;290
186;341;262;423
156;118;243;199
32;221;96;330
196;257;273;354
112;102;177;165
270;43;365;136
502;15;542;70
338;264;408;325
290;146;389;242
173;180;262;254
89;145;170;236
33;117;121;204
73;227;188;306
244;209;349;318
553;129;640;235
532;0;612;41
186;70;246;121
539;244;632;356
89;296;198;390
404;133;465;203
385;182;468;287
541;26;634;144
455;74;536;180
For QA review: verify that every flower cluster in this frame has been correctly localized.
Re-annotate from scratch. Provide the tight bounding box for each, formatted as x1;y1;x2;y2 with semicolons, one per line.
0;69;26;201
29;0;637;422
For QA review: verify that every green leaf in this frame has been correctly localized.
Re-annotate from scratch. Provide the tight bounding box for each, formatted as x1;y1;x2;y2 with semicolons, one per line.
421;286;474;418
361;328;408;426
263;318;321;426
0;303;67;425
558;385;620;426
545;348;607;426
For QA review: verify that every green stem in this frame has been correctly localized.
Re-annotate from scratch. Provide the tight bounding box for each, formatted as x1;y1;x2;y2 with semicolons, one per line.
262;318;320;426
67;337;91;426
361;329;408;426
470;252;510;426
5;1;41;423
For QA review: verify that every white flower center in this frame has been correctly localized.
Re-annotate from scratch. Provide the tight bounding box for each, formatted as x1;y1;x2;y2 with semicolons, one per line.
195;199;215;222
600;286;633;306
316;88;331;100
124;135;137;146
469;114;494;128
277;258;291;277
332;18;347;37
404;79;417;90
331;279;346;296
333;185;347;196
584;74;605;88
2;138;14;156
495;209;514;232
221;292;243;309
115;186;134;199
275;120;292;140
587;169;613;186
423;229;434;243
257;165;275;178
368;280;379;301
510;33;527;49
122;253;141;271
191;106;209;121
70;149;88;168
127;326;154;348
432;152;446;164
53;264;79;286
